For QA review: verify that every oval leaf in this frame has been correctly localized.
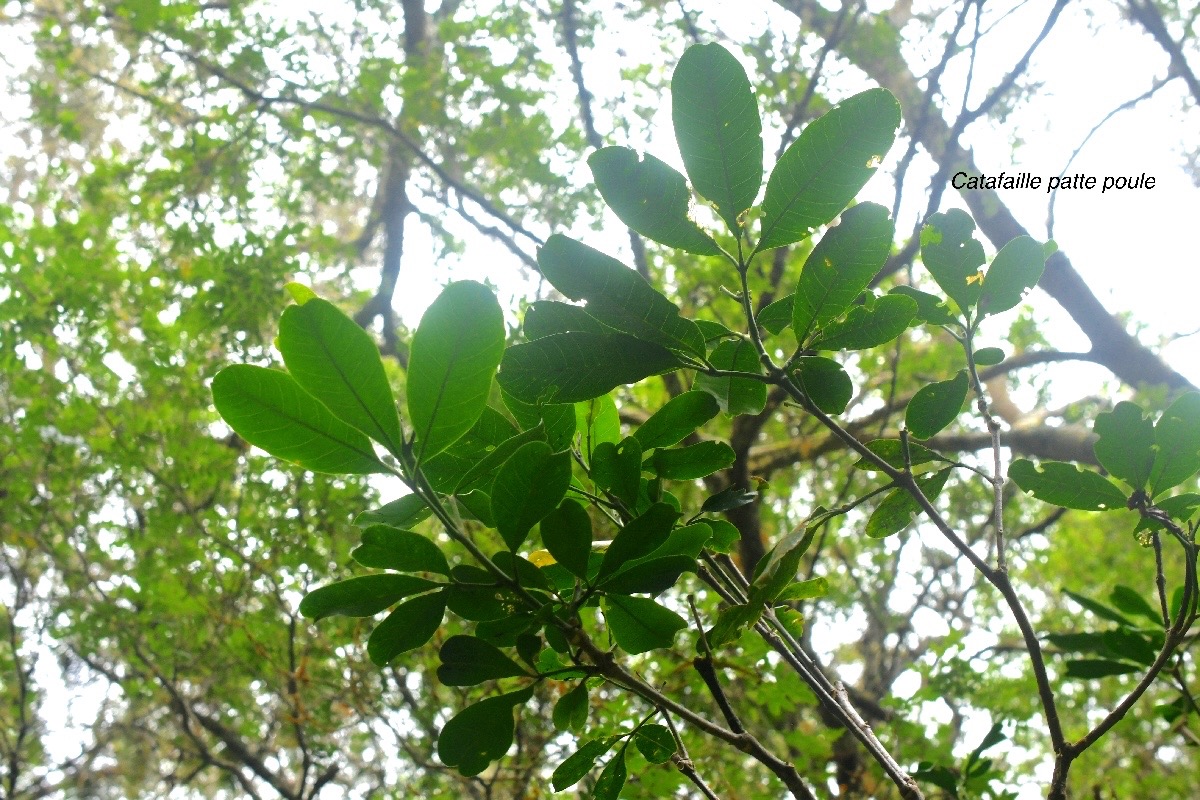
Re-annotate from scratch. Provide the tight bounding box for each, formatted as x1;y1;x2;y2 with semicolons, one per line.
367;589;447;665
920;209;986;314
807;293;916;351
437;686;535;777
552;682;589;732
649;440;736;480
299;574;439;621
540;500;593;580
979;235;1046;318
1149;392;1200;498
592;747;628;800
795;355;853;414
523;300;612;339
1093;401;1155;492
865;468;952;539
603;595;687;655
634;390;721;450
491;441;572;551
906;370;969;439
693;338;767;416
1009;459;1128;511
634;724;677;764
408;281;505;463
212;365;387;474
352;526;449;576
552;738;617;791
437;635;529;686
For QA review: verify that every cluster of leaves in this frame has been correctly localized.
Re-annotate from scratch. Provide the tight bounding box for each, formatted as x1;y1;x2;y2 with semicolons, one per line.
211;41;1199;798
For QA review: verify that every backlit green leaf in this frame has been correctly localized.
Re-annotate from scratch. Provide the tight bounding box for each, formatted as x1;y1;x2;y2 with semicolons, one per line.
795;355;853;414
367;589;447;665
906;370;969;439
1009;459;1127;511
1149;393;1200;498
491;441;572;551
552;682;589;732
979;235;1046;318
1093;401;1154;492
591;437;643;508
634;390;720;450
920;209;985;314
437;685;534;777
352;526;449;575
523;300;612;339
693;338;767;416
633;724;677;764
807;293;916;351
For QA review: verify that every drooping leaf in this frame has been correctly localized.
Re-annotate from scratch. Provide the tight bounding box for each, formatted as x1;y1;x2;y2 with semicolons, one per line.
671;41;763;233
552;682;589;732
865;468;953;539
791;202;894;342
650;441;736;480
599;503;680;579
1009;459;1127;511
539;500;593;580
705;519;742;553
352;526;450;575
707;602;764;648
537;235;706;357
602;595;688;654
437;685;535;777
920;209;986;314
906;371;969;439
408;281;505;463
1063;589;1138;627
1109;585;1162;626
795;355;853;414
591;437;643;508
634;390;721;450
277;297;404;454
552;738;618;791
758;88;901;251
1093;401;1155;492
437;635;529;686
693;338;767;416
589;147;721;255
491;441;572;551
498;332;683;405
212;365;388;474
1149;393;1200;498
807;293;916;351
523;300;612;339
978;235;1046;318
367;589;447;665
355;494;430;528
592;746;629;800
299;574;440;621
633;724;677;764
775;576;829;602
748;521;817;605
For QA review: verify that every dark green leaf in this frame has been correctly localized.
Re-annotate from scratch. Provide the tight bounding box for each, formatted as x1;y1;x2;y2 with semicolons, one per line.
408;281;505;463
352;526;449;575
589;146;721;255
498;331;683;405
707;602;763;648
537;234;706;357
672;41;763;233
540;500;593;580
701;485;758;513
1009;459;1127;511
749;522;816;604
1149;393;1200;498
500;389;577;452
475;614;536;648
421;406;519;493
299;574;439;621
705;519;742;553
914;763;960;795
437;685;534;777
446;583;523;622
808;293;916;351
599;503;680;579
552;738;618;791
355;494;430;528
1101;629;1158;666
437;635;529;686
978;235;1046;318
650;441;735;480
865;468;952;539
600;555;695;594
795;355;853;414
1093;401;1154;492
603;595;688;655
491;441;572;551
454;424;548;495
889;285;958;326
634;724;677;764
758;294;795;334
920;209;986;314
277;297;403;454
853;439;949;472
1064;659;1140;679
367;589;447;665
1109;585;1162;626
973;346;1005;366
792;202;895;342
758;88;900;251
457;489;495;527
592;437;643;508
592;746;628;800
1047;632;1114;657
552;682;589;732
906;370;969;439
1156;492;1200;522
523;300;612;339
634;390;721;450
693;338;767;416
212;365;388;474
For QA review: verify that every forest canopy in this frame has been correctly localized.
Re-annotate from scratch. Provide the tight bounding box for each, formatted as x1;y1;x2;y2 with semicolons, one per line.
3;1;1200;799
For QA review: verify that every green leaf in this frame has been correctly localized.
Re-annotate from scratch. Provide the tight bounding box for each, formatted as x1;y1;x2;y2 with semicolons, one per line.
633;724;677;764
1064;659;1141;679
454;424;548;495
421;406;520;492
552;682;589;732
865;468;952;538
437;685;535;777
1110;585;1163;626
599;503;680;579
600;555;695;594
589;147;721;256
367;589;447;665
1149;393;1200;498
795;355;853;414
758;293;795;334
693;338;767;416
792;202;895;342
650;441;735;480
355;494;430;529
352;526;449;575
299;574;440;621
539;500;593;580
807;293;916;351
906;370;969;439
592;437;643;508
978;235;1046;318
593;748;629;800
212;365;388;474
705;519;742;553
749;521;817;605
701;485;758;513
634;390;721;450
603;595;688;655
853;439;949;472
920;209;986;314
277;298;403;455
577;394;621;461
1093;401;1155;492
408;281;505;463
707;602;764;648
491;441;572;551
501;389;577;452
553;738;617;791
1009;459;1127;511
1156;492;1200;522
445;582;521;622
671;42;763;233
889;285;958;326
437;635;529;686
775;576;829;602
1102;629;1158;666
758;88;901;251
498;332;683;405
1063;589;1138;627
973;346;1005;366
523;300;612;339
537;234;706;357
